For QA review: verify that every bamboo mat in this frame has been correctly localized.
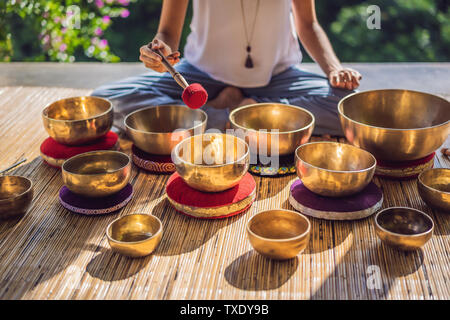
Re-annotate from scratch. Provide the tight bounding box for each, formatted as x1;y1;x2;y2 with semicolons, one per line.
0;86;448;300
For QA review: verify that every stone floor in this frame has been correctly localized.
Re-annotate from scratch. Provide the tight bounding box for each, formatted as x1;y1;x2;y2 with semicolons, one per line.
1;62;449;98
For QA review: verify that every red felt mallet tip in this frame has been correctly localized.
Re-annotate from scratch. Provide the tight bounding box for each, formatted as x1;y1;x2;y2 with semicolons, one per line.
182;83;208;109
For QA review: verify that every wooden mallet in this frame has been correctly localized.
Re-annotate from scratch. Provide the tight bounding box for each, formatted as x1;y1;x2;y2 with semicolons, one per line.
148;44;208;109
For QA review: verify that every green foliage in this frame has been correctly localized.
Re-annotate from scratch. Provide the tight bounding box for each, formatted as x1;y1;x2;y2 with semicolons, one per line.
315;0;449;62
1;0;448;63
1;0;137;62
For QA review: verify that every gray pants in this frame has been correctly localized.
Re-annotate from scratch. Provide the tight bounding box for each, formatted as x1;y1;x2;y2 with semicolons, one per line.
92;59;352;135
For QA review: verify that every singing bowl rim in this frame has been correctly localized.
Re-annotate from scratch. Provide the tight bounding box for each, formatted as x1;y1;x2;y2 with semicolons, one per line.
42;96;113;123
374;206;434;238
418;168;450;195
124;105;208;135
172;133;250;169
0;175;33;204
106;214;163;245
338;89;450;132
62;150;131;176
295;141;377;174
229;103;315;135
247;209;311;242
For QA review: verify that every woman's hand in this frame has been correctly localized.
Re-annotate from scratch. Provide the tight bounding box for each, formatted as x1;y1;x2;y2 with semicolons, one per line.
328;68;362;90
139;38;180;73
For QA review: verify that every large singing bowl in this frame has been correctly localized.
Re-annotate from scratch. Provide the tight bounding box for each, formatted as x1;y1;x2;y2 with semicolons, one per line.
125;105;207;155
339;90;450;161
62;150;131;197
229;103;314;156
295;142;376;197
172;133;249;192
43;96;113;145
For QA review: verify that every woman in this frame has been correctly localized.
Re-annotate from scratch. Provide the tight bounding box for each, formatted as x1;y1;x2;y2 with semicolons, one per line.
92;0;361;135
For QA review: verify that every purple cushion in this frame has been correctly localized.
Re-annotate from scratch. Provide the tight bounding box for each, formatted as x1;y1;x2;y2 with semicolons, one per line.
59;184;133;215
289;180;383;220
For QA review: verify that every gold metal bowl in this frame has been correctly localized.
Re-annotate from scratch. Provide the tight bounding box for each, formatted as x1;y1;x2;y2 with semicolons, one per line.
42;96;113;145
295;142;376;197
339;89;450;161
418;168;450;212
0;176;33;220
106;214;163;258
229;103;315;156
124;105;207;155
62;150;131;197
375;207;434;251
172;133;249;192
247;209;311;260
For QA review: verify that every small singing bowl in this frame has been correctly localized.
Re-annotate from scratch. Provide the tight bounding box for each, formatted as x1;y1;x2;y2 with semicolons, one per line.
374;207;434;251
229;103;315;156
42;96;113;145
295;142;376;197
62;150;131;197
339;89;450;161
172;133;249;192
106;214;163;258
418;168;450;212
247;209;311;260
125;105;207;155
0;176;33;220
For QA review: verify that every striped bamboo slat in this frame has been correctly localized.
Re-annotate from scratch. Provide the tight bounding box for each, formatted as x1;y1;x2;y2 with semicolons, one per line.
0;87;448;300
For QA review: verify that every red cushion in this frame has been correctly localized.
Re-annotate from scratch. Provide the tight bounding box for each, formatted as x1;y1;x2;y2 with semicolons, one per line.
166;172;255;208
40;131;118;160
176;202;254;220
376;152;435;168
375;152;435;179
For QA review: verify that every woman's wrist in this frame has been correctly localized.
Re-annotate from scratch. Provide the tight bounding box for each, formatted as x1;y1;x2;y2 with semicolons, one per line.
324;63;343;77
153;32;177;53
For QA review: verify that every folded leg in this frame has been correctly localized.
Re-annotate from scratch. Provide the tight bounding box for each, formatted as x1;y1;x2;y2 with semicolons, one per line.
243;65;354;136
91;59;227;130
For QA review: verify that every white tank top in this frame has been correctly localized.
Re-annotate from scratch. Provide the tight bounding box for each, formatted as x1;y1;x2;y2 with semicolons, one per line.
184;0;302;88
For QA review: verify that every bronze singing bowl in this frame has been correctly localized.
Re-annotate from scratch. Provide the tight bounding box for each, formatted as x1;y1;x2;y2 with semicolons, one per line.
42;96;113;145
62;150;131;197
229;103;315;156
339;89;450;161
125;105;207;155
295;142;376;197
0;176;33;220
172;133;249;192
106;214;163;258
375;207;434;251
418;168;450;212
247;209;311;260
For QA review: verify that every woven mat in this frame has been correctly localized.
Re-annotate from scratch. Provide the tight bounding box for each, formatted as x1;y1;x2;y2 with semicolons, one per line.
0;87;448;300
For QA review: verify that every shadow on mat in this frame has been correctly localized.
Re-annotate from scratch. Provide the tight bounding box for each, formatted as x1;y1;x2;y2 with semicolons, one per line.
224;250;298;291
418;203;449;236
0;157;145;297
151;197;246;256
86;247;151;281
310;242;424;299
282;198;351;254
254;175;296;201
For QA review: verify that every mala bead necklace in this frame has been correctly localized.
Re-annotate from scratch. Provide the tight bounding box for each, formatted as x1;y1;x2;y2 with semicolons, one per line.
240;0;260;68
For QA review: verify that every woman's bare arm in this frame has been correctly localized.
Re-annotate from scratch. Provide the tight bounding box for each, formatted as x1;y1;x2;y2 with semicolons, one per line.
140;0;188;72
292;0;361;90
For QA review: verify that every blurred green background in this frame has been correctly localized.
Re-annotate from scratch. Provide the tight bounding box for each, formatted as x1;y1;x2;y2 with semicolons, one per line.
1;0;449;63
